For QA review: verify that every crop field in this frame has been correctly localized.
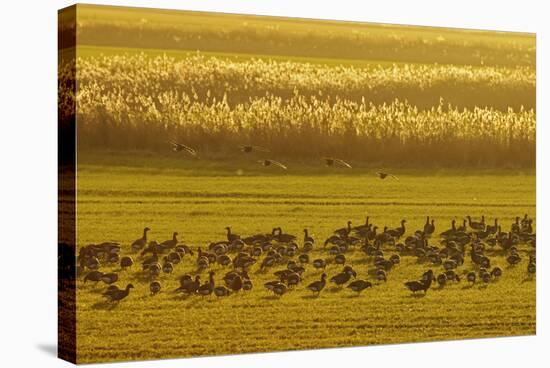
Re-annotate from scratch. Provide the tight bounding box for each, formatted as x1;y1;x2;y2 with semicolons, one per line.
73;154;536;363
60;4;537;364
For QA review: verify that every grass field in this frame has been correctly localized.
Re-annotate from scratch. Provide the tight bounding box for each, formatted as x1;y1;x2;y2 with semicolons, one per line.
74;153;535;363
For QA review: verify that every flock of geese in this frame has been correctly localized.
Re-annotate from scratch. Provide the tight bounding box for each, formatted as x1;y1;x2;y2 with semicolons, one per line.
77;214;536;304
168;140;399;179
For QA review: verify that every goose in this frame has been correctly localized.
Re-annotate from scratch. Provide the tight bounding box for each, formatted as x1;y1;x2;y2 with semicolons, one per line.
389;254;401;264
424;217;435;236
84;256;101;270
386;220;406;239
258;159;287;170
243;279;253;291
100;272;118;285
197;271;215;296
175;244;194;256
149;263;162;277
103;285;121;298
162;261;174;274
511;217;521;233
507;253;521;266
330;266;357;287
227;274;243;292
261;256;276;270
176;275;200;294
480;270;492;283
264;280;281;291
166;252;182;264
178;274;193;288
334;254;346;265
445;270;460;282
140;241;163;257
303;229;314;244
103;283;133;302
287;272;301;287
131;227;150;252
440;220;457;237
160;232;178;250
313;259;327;269
334;221;352;237
295;253;308;263
527;262;536;274
486;219;498;234
274;228;296;243
352;217;370;232
347;279;372;294
436;274;447;287
214;286;231;297
271;282;288;296
120;256;134;269
467;216;485;231
198;247;217;263
376;269;387;282
141;253;159;271
323;157;352;168
377;171;398;180
217;254;232;266
405;270;433;293
239;144;269;153
84;271;103;283
150;281;161;295
307;273;327;295
466;271;476;284
491;267;502;279
225;227;240;242
168;140;196;156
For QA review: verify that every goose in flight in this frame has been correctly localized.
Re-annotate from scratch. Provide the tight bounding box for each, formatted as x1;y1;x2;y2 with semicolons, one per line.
323;157;352;168
258;159;287;170
239;144;270;153
376;171;399;180
168;140;197;156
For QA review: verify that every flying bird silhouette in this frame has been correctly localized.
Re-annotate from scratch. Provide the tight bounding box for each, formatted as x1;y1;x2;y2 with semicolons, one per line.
258;159;287;170
239;144;270;153
323;157;352;168
168;141;197;156
377;171;399;180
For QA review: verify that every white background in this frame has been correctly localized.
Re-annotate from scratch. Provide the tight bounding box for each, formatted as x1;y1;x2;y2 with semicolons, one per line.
0;0;547;366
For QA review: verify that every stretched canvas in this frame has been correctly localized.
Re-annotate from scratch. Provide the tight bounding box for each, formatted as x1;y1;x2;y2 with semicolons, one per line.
58;4;536;364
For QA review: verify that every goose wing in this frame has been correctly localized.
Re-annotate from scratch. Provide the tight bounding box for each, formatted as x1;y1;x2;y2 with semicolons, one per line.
334;158;352;168
269;160;288;170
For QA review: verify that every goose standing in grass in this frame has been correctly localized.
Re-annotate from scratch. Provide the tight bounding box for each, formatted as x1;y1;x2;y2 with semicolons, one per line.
467;216;485;231
313;258;327;270
440;220;457;237
238;144;269;153
131;227;150;252
214;286;231;297
330;266;357;287
405;270;433;294
120;256;134;269
347;279;372;295
84;271;103;283
103;283;134;302
160;232;179;250
176;275;200;294
303;229;314;244
334;221;352;237
197;271;215;296
323;157;352;168
258;159;287;170
168;140;197;156
150;281;161;295
225;227;241;242
424;217;435;236
307;273;327;296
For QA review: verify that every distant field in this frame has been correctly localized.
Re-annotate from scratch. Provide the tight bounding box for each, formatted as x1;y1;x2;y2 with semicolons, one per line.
75;153;535;363
69;4;535;67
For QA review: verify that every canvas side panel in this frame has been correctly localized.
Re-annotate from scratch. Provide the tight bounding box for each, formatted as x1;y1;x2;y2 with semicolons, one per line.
58;4;77;364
